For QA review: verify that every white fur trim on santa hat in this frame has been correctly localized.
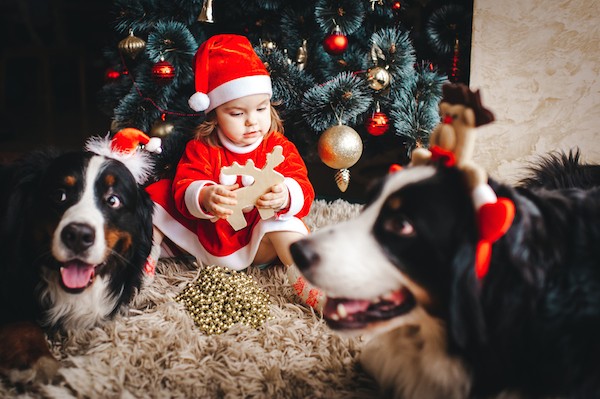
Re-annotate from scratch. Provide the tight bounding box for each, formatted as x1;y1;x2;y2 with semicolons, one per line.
471;183;498;209
205;75;272;113
189;92;210;112
146;137;163;154
85;134;155;185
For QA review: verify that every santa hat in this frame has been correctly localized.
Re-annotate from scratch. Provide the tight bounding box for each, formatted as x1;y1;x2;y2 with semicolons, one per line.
188;34;272;113
85;128;161;185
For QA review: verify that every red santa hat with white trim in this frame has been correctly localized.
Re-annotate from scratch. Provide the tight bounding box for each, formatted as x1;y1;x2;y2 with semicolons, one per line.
188;34;272;113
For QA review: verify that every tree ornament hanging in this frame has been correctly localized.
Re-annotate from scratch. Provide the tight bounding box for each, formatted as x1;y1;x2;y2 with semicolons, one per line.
323;24;348;55
366;66;391;90
118;29;146;60
296;39;308;71
150;114;175;138
104;67;121;81
365;102;390;136
198;0;214;23
318;124;363;192
152;56;175;85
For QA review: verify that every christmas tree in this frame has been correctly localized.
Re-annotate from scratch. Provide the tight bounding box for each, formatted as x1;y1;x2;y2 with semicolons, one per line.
99;0;472;199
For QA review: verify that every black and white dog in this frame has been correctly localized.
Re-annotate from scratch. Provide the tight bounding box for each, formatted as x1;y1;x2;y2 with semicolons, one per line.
291;151;600;398
0;136;154;381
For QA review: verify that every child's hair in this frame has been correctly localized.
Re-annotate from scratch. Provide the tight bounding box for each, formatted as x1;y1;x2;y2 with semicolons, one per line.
194;103;284;147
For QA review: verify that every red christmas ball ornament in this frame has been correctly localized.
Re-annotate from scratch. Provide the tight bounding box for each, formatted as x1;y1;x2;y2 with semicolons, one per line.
323;25;348;55
152;58;175;85
104;67;121;81
392;1;402;11
365;111;390;136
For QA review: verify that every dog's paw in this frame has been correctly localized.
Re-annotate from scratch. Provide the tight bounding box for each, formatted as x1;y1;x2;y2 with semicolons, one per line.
0;321;61;384
4;355;60;385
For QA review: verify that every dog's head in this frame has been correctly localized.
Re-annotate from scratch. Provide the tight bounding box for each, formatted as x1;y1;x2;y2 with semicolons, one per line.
35;152;153;293
1;146;154;329
291;165;481;339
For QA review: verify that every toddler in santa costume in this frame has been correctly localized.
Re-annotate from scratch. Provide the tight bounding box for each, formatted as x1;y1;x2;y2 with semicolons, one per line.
146;34;325;313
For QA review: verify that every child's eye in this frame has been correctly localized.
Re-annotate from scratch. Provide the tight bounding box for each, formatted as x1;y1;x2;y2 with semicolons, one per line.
230;112;243;117
257;107;267;112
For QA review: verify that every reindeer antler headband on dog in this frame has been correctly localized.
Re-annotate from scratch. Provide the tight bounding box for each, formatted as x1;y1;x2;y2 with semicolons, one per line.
410;83;515;280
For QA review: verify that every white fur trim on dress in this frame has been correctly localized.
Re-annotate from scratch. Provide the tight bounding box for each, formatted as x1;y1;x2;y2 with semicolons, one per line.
151;202;308;271
185;180;217;220
85;134;154;185
277;177;304;220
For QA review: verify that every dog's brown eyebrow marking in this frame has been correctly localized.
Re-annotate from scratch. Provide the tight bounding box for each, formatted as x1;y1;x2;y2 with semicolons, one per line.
64;176;77;186
104;174;116;186
386;196;402;210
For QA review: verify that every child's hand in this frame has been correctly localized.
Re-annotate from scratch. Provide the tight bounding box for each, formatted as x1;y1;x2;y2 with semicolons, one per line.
200;184;238;219
256;183;289;210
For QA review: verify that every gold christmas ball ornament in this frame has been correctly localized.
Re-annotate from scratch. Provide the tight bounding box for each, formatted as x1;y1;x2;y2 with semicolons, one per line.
366;66;391;91
318;124;363;170
150;116;174;138
118;29;146;59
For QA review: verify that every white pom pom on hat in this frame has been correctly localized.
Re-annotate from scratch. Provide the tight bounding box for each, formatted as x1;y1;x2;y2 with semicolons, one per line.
188;34;272;113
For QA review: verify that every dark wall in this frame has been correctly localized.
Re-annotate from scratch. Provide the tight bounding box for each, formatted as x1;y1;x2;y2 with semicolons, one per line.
0;0;112;158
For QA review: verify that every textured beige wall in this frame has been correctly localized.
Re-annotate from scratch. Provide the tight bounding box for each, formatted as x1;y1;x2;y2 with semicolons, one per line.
470;0;600;183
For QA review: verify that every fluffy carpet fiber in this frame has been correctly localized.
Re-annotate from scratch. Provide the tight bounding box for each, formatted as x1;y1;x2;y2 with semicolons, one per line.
1;199;382;398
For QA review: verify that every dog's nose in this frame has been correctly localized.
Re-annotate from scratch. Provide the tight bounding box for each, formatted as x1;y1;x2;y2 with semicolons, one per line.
289;240;320;272
61;223;96;252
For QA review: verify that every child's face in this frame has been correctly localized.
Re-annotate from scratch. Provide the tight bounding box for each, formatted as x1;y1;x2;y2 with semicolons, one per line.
215;94;272;147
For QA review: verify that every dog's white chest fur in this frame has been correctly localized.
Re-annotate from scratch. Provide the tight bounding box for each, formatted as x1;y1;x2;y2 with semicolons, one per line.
360;308;471;399
39;271;120;330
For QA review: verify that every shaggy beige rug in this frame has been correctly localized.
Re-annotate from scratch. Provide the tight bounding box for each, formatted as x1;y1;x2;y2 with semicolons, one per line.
1;199;382;398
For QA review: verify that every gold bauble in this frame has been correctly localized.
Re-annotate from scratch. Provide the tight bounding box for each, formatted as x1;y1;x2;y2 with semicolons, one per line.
118;30;146;59
318;124;363;170
150;118;174;138
366;66;391;91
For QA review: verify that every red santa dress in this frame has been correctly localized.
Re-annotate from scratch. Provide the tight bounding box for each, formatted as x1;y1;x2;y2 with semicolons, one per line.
146;130;314;271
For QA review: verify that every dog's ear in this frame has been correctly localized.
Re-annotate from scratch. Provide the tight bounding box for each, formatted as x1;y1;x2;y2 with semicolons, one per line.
1;149;61;240
448;243;488;350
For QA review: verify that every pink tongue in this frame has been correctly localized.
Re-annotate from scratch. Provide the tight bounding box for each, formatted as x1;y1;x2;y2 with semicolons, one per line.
60;261;95;289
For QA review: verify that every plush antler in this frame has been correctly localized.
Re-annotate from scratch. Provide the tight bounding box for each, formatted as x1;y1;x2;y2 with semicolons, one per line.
410;83;514;280
220;146;285;231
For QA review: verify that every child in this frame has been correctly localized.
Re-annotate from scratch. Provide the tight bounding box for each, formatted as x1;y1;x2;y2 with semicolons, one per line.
146;34;325;312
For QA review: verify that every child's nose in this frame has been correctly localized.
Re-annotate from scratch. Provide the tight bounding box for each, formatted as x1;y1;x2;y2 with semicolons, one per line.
245;115;257;126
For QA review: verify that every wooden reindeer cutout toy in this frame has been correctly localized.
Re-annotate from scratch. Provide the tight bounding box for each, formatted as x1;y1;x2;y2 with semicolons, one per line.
221;146;285;231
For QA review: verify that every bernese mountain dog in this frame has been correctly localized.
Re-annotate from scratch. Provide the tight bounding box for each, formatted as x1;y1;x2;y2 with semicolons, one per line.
291;150;600;398
0;137;154;382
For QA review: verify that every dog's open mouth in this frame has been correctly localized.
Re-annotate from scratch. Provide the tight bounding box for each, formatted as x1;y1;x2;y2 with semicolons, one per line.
60;260;97;292
323;287;415;330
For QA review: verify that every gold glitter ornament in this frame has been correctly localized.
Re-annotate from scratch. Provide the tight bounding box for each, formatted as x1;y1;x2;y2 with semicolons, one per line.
176;265;271;335
318;124;363;191
318;124;363;170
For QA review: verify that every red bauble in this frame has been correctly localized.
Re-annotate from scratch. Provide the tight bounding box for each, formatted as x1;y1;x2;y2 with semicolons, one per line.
365;111;390;136
152;59;175;85
104;67;121;81
323;29;348;55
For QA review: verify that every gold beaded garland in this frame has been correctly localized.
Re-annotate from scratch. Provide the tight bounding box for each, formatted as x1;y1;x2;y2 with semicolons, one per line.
176;265;271;335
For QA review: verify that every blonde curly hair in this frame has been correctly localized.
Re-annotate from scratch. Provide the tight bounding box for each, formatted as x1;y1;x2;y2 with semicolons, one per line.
194;104;284;147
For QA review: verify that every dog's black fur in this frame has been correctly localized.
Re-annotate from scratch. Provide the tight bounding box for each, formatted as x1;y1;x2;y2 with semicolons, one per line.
0;148;153;380
291;150;600;398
